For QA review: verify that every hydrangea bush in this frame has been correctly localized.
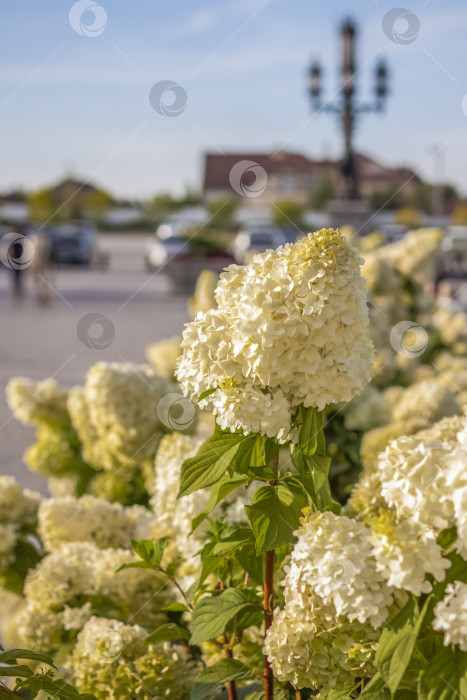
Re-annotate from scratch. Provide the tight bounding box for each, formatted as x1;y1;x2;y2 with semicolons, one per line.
2;227;467;699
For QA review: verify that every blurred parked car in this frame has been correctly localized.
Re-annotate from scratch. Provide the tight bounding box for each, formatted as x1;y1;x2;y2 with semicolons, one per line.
47;222;96;265
232;227;290;264
145;224;235;293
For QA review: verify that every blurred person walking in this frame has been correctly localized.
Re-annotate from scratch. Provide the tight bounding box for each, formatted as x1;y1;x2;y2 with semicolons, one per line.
30;230;55;305
7;225;30;302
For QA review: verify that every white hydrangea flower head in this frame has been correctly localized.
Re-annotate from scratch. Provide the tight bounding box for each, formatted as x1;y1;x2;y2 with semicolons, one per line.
145;335;182;379
433;581;467;652
68;362;184;471
378;433;466;532
283;511;394;629
67;617;196;700
6;377;70;428
0;475;41;525
18;541;171;648
264;606;378;693
38;495;154;551
369;512;450;595
391;379;459;426
177;229;374;436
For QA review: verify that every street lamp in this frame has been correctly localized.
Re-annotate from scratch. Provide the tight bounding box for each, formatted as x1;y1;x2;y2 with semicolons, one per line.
309;18;389;199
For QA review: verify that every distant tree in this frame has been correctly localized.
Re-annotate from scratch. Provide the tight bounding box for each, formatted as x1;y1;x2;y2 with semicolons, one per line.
178;187;203;207
206;198;237;229
370;188;401;211
81;189;114;220
27;189;57;222
272;199;306;231
310;178;334;210
146;192;180;217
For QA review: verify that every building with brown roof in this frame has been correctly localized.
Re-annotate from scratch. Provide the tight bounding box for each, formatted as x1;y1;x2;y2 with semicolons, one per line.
203;150;421;206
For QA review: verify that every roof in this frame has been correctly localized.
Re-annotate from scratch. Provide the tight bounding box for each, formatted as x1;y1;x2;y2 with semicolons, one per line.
203;150;421;190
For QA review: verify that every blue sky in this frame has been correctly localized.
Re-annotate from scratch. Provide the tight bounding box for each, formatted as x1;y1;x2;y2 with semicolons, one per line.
1;0;466;198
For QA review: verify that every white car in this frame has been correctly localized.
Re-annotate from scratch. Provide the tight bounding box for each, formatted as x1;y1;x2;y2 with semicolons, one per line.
232;227;292;264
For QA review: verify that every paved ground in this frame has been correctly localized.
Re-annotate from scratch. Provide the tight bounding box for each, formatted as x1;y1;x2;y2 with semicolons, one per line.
0;234;191;492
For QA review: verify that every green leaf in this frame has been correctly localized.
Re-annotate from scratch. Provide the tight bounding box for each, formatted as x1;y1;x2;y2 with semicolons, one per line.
246;482;307;554
375;596;428;694
0;665;33;678
191;659;255;700
191;475;247;532
145;623;190;646
164;602;187;613
298;405;318;456
0;648;57;667
152;536;170;566
179;433;253;498
247;465;277;480
325;686;360;699
235;545;264;586
418;643;467;700
131;539;156;564
198;387;218;401
190;588;253;645
360;672;388;697
210;529;254;557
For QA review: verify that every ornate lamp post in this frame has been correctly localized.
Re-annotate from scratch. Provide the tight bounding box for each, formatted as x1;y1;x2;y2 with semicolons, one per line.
309;19;389;200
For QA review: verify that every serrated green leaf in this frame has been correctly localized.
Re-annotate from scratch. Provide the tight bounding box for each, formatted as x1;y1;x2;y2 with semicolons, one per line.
145;623;190;646
298;405;318;456
152;536;170;566
190;588;253;645
131;539;156;564
375;596;428;694
0;665;33;678
360;672;388;697
191;659;255;700
191;475;247;533
247;465;276;480
418;643;467;700
0;648;56;667
246;482;306;554
179;433;252;498
325;685;360;699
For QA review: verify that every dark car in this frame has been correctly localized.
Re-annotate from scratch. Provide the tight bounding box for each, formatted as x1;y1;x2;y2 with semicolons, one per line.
47;223;96;265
